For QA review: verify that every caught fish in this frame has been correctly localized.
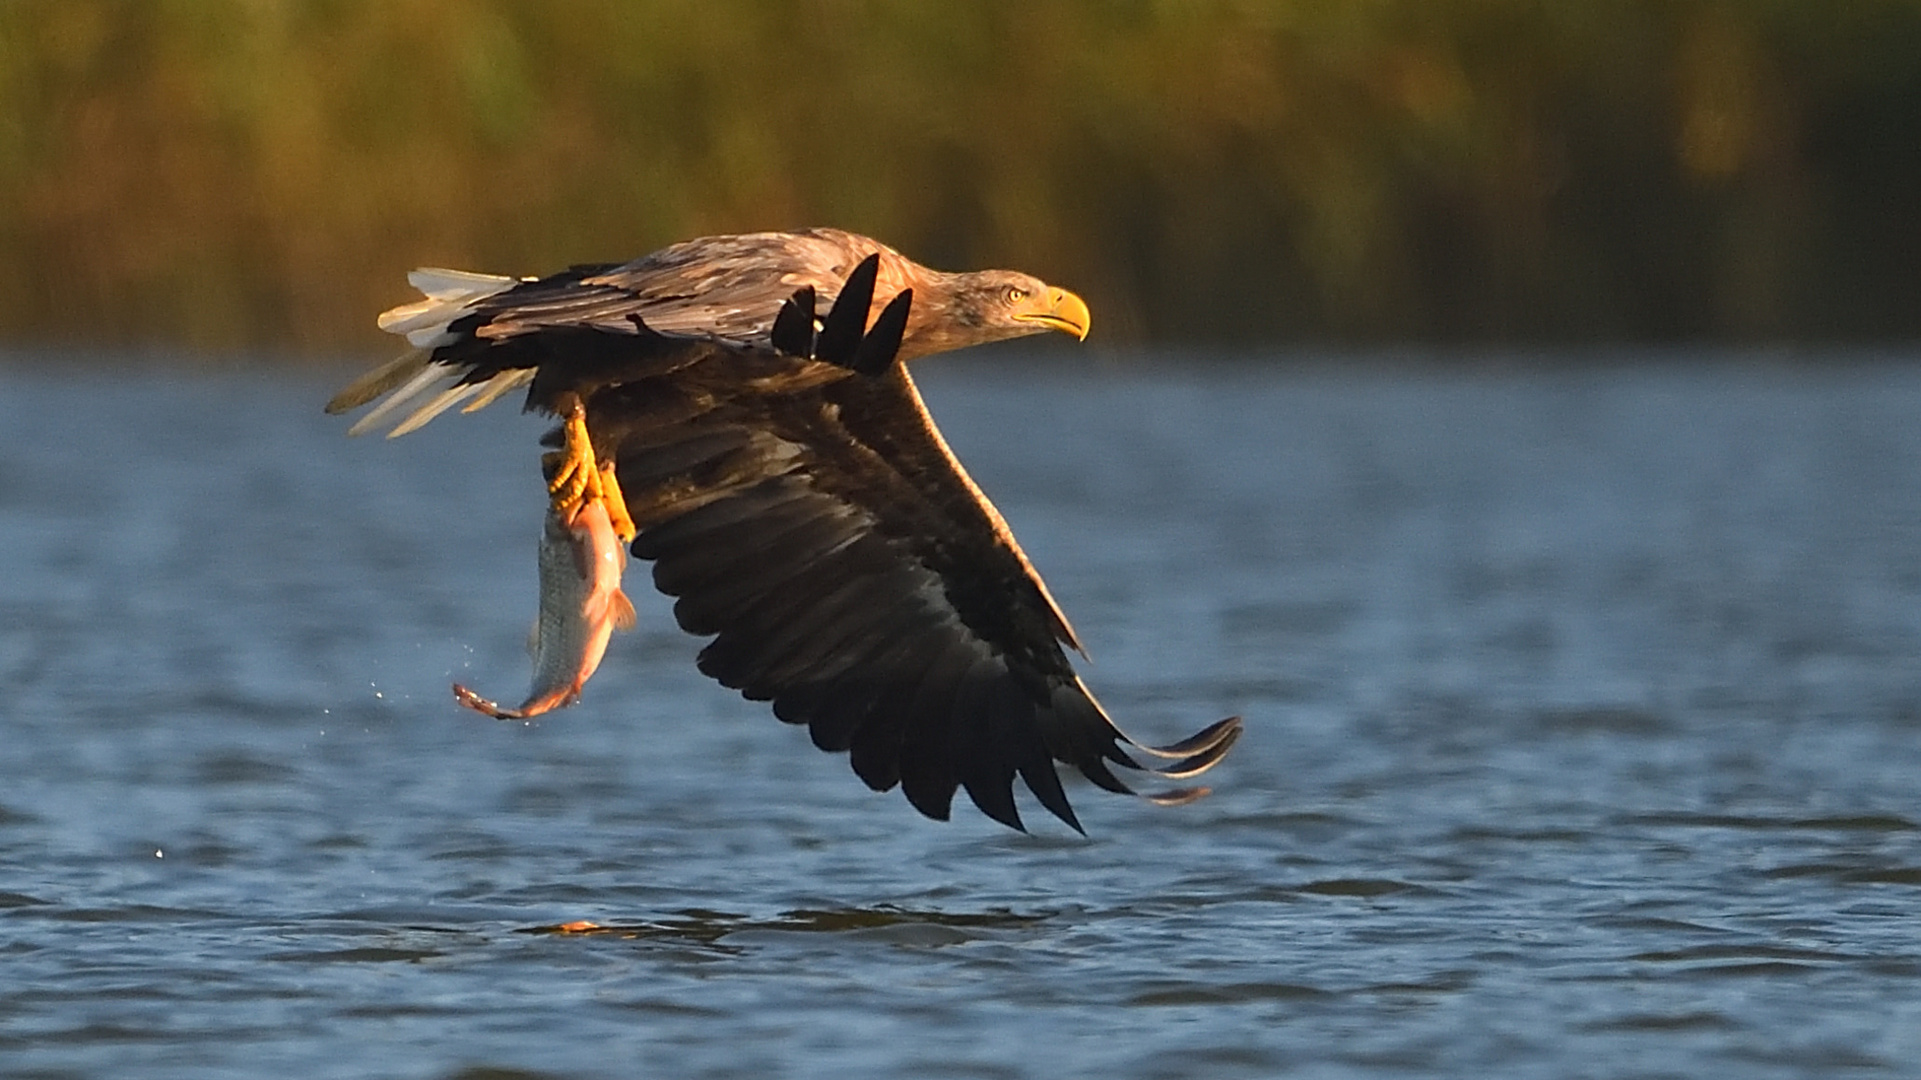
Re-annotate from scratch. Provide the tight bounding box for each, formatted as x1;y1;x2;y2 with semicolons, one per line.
453;498;636;719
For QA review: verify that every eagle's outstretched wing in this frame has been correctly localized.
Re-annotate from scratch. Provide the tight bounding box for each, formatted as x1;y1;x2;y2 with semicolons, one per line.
593;358;1239;831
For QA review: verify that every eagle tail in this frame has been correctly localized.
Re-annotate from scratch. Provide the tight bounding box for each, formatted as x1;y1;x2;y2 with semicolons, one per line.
327;267;534;436
377;267;519;347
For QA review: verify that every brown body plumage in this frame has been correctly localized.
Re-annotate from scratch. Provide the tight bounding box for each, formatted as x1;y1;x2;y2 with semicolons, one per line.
329;228;1239;832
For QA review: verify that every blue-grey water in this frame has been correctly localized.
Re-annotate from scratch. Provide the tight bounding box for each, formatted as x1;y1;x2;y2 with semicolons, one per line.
4;355;1921;1079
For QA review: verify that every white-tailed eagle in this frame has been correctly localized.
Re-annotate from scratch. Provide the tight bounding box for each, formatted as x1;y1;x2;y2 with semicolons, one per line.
328;228;1240;832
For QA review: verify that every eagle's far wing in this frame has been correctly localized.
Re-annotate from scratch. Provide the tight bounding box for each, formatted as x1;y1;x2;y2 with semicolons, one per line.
606;361;1241;832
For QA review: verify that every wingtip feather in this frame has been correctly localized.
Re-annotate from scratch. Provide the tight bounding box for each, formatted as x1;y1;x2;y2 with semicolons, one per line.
1134;716;1244;762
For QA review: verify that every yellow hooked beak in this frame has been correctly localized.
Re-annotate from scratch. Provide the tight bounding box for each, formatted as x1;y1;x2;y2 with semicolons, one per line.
1013;287;1091;340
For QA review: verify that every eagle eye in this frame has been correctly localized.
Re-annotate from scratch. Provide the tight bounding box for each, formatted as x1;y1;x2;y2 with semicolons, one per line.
1005;286;1028;305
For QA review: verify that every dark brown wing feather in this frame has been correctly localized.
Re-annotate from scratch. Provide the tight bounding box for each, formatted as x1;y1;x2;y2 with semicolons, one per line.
602;357;1239;831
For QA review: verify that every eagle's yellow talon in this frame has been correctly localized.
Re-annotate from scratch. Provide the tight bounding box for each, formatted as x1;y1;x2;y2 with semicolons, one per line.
541;400;632;540
542;450;590;520
544;402;603;522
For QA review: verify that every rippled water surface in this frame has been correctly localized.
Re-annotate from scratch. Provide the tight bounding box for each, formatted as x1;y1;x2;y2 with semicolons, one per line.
5;356;1921;1079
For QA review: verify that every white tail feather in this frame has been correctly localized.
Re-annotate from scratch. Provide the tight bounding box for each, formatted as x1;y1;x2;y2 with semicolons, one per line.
347;363;459;437
376;267;518;348
386;380;491;438
462;368;535;413
407;267;517;300
375;298;460;347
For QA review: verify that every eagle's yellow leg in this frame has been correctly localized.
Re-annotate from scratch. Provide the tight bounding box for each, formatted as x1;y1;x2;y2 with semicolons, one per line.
597;461;637;543
543;399;635;542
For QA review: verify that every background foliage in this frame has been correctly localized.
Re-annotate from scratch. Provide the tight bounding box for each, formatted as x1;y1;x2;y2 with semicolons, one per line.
3;0;1919;351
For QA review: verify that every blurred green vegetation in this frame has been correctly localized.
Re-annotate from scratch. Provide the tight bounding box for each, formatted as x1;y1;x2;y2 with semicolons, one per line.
2;0;1920;352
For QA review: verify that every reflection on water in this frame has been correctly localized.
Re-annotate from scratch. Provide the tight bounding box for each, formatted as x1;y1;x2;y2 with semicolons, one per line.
3;357;1921;1079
